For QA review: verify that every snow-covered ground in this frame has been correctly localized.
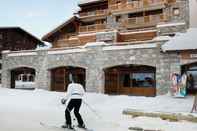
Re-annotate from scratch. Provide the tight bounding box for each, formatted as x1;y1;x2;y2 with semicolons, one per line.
0;88;197;131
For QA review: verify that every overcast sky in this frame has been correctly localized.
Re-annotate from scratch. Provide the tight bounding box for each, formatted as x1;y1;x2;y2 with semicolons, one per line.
0;0;78;39
0;0;196;39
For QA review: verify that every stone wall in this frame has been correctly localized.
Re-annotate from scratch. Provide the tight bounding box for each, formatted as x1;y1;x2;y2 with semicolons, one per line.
1;41;180;95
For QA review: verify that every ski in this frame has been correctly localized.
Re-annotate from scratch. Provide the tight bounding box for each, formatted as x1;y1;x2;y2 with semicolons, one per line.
40;122;77;131
74;126;94;131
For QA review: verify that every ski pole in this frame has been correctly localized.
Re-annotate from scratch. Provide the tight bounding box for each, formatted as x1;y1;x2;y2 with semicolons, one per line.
82;100;102;118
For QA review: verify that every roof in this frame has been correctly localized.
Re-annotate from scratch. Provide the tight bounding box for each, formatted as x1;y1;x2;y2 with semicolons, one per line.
42;16;79;42
0;27;44;45
162;28;197;51
78;0;105;6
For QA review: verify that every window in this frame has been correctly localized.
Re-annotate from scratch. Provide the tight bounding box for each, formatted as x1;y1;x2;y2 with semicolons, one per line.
120;72;155;88
173;8;180;16
116;15;121;22
81;21;95;26
128;0;139;2
116;0;121;4
128;12;143;18
132;73;155;87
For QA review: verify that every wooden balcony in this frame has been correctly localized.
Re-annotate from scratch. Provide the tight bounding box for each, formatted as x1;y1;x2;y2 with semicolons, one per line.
79;24;106;33
79;9;108;18
122;14;168;29
109;0;167;14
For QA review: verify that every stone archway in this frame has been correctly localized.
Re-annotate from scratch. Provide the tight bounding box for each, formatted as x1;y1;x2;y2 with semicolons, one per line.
10;67;36;89
104;64;156;96
50;66;86;92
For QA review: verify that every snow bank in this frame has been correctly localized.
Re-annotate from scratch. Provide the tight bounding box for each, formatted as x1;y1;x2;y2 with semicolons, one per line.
0;88;196;131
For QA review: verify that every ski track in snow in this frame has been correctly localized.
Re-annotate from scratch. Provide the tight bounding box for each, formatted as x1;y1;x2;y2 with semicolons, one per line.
0;88;197;131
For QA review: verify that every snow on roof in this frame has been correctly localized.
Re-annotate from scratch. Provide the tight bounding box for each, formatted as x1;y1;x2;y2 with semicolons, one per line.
83;42;110;48
162;28;197;51
153;35;171;41
157;22;186;28
78;0;103;5
103;43;157;51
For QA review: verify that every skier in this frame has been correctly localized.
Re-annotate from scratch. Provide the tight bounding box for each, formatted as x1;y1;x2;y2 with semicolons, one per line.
62;74;86;130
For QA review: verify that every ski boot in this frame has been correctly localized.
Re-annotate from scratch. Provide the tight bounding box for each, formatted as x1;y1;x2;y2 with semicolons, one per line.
62;124;74;130
78;124;86;129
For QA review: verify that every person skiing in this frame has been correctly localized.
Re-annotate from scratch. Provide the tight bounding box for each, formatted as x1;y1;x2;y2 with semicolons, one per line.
62;74;86;130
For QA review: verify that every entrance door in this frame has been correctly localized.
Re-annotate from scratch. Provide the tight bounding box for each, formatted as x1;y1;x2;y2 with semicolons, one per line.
51;67;86;92
10;67;35;89
105;70;118;94
51;67;66;92
104;65;156;96
182;63;197;94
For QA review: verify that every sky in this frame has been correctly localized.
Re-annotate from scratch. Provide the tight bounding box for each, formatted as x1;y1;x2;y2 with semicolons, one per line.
0;0;79;39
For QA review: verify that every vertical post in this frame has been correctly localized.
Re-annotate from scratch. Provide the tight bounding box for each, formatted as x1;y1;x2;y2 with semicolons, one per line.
86;68;105;93
35;50;50;90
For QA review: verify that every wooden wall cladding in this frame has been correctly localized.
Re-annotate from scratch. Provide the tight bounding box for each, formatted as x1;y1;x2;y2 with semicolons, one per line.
120;31;157;42
180;51;197;59
52;34;96;48
79;34;96;44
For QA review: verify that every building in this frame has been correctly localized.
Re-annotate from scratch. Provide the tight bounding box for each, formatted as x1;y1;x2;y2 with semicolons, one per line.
1;0;191;96
0;27;44;85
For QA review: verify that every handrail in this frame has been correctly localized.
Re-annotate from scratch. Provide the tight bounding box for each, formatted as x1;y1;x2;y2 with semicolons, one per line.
79;24;106;32
124;14;167;26
79;9;108;17
109;0;166;11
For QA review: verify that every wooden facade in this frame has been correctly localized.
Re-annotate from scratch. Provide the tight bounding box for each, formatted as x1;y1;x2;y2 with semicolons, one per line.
0;27;43;52
42;0;178;48
118;31;157;42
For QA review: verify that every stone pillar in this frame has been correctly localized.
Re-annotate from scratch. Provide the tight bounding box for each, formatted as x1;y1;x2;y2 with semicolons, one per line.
84;42;106;93
156;64;170;95
155;45;171;95
35;50;50;90
156;53;181;95
1;51;11;88
86;68;105;93
1;70;11;88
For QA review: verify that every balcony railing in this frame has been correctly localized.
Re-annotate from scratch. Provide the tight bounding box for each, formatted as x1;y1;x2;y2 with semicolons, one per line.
109;0;167;12
122;14;167;28
79;9;108;18
79;24;106;32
